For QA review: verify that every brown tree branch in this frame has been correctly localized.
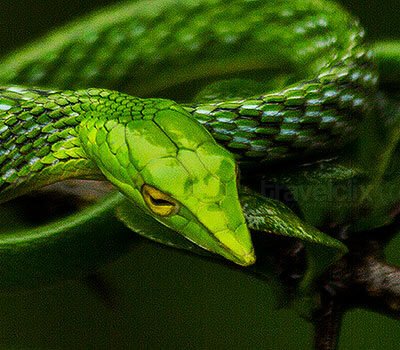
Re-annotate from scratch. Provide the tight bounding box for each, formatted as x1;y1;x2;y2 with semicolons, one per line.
351;257;400;319
313;297;343;350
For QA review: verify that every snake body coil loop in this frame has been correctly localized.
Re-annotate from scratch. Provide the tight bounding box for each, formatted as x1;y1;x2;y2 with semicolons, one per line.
0;0;382;267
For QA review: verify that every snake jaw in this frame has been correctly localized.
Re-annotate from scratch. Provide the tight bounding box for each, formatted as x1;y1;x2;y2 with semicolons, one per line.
170;205;256;267
211;225;256;266
186;184;256;266
148;174;257;266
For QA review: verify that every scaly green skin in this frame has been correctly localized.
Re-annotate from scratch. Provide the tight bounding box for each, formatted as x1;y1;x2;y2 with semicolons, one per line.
0;0;395;272
0;86;254;266
0;0;377;161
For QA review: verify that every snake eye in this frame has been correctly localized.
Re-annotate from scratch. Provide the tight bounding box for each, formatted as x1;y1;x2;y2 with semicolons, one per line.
141;184;179;217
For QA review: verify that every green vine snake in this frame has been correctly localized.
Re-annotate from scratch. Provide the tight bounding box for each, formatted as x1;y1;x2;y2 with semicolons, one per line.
0;0;399;274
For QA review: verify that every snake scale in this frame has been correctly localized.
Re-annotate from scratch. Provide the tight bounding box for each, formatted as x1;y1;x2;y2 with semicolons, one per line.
0;0;387;266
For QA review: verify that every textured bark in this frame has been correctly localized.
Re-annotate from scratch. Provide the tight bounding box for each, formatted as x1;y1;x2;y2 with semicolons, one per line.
312;220;400;350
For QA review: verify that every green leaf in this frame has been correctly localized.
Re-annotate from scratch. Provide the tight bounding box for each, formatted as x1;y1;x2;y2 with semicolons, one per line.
239;187;348;294
115;199;212;257
115;197;285;304
116;186;347;296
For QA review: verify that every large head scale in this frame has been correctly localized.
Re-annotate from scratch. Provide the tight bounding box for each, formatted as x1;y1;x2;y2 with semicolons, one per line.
80;95;255;266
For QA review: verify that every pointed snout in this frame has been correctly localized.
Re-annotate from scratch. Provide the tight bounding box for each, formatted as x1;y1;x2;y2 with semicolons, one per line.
188;195;256;267
212;223;256;266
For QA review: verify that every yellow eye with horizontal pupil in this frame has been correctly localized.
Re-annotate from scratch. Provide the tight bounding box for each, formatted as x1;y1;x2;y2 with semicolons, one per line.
141;184;179;217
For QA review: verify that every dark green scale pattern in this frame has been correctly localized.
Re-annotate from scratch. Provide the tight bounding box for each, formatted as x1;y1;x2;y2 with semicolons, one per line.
188;63;376;161
0;87;173;201
0;0;378;165
183;8;377;161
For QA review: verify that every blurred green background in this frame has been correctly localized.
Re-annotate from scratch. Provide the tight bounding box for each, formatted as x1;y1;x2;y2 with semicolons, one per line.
0;0;399;349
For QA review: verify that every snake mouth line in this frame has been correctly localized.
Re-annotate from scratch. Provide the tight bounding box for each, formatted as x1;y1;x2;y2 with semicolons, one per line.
181;210;256;266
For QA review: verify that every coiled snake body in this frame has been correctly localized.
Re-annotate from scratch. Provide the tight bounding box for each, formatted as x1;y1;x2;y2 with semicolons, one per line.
0;0;387;266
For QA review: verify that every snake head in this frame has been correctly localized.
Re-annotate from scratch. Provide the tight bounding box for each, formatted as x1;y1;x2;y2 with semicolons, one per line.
80;97;255;266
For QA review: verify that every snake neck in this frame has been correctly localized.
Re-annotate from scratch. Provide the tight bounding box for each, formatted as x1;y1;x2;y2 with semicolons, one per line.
0;87;154;202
